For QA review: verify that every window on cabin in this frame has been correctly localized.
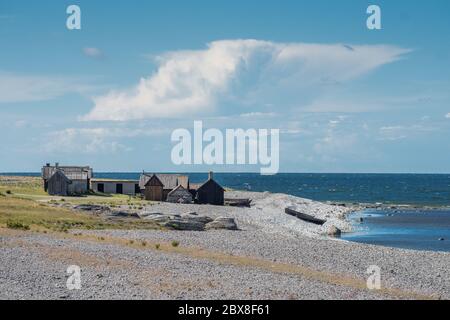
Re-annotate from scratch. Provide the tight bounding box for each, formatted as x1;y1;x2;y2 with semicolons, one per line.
98;183;104;193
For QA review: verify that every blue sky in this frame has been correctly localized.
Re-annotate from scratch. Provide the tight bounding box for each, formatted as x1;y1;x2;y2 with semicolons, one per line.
0;0;449;173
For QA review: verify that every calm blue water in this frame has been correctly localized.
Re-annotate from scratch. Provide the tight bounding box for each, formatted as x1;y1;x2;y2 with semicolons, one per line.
342;209;450;252
3;172;450;252
2;172;450;206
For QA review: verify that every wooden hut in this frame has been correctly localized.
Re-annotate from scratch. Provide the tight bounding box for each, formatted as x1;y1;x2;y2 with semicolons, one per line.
166;185;193;204
139;173;190;201
195;172;224;205
47;170;71;196
143;174;164;201
42;163;92;195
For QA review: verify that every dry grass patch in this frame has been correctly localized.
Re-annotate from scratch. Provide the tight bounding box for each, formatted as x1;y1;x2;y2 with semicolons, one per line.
0;196;161;232
0;176;46;196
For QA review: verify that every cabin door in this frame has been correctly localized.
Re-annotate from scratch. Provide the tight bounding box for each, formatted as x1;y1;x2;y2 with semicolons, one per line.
145;186;163;201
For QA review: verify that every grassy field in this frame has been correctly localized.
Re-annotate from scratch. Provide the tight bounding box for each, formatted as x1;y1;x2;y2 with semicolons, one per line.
0;176;161;232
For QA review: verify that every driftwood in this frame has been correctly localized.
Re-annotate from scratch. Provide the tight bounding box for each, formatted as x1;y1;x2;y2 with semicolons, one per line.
224;198;252;208
285;207;326;225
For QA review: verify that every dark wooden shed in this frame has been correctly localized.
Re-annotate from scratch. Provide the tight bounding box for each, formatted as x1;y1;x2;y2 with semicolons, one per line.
47;170;72;196
195;177;224;206
144;174;164;201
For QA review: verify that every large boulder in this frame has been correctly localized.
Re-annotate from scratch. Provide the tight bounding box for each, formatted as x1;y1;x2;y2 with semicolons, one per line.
326;225;342;237
107;211;140;219
163;219;205;231
138;211;163;218
205;217;238;231
144;215;172;224
180;214;213;224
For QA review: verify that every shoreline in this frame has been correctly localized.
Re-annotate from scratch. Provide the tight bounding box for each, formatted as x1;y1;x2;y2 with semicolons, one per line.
1;177;449;299
2;173;450;209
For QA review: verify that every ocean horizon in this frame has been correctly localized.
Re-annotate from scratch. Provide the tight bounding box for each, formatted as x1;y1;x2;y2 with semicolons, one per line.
3;172;450;207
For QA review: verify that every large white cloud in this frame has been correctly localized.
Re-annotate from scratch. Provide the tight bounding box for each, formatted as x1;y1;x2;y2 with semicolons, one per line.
83;39;410;121
43;127;169;154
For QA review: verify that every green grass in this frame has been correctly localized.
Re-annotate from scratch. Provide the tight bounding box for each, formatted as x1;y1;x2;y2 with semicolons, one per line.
0;176;46;196
0;196;163;232
0;176;162;232
6;220;30;231
0;176;152;207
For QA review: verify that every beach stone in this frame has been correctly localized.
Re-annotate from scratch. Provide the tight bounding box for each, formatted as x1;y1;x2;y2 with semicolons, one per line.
144;215;172;223
74;204;109;212
184;211;198;216
180;214;213;224
326;225;341;237
205;217;238;231
138;211;162;217
108;211;130;218
163;219;205;231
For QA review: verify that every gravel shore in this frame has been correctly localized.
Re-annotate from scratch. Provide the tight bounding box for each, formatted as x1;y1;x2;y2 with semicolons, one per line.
1;191;448;300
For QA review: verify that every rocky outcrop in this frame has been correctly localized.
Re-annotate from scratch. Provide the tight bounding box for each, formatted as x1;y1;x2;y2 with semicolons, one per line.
142;212;237;231
205;217;238;231
163;219;206;231
73;204;110;213
106;211;140;219
180;214;213;224
74;204;107;211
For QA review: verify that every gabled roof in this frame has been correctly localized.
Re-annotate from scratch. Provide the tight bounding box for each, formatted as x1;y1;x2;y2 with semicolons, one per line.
167;184;190;196
42;165;92;180
144;174;164;187
197;178;224;192
48;170;72;184
139;173;189;190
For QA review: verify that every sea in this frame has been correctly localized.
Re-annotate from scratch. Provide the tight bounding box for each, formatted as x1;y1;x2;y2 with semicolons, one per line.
2;172;450;252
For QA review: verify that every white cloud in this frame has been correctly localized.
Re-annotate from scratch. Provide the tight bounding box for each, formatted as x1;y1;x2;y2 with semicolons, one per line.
83;47;104;59
43;126;169;154
239;112;277;118
378;125;436;141
0;71;98;103
446;113;450;119
14;120;28;128
379;126;408;141
313;117;357;157
83;39;410;121
44;128;126;154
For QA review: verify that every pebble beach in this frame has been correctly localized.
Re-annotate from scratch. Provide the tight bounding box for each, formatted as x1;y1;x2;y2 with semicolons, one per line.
0;190;449;300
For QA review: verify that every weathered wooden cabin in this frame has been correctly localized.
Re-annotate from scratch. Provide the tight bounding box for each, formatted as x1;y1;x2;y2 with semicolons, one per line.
167;185;193;203
91;179;140;196
47;170;71;196
42;163;92;196
139;173;190;201
194;172;225;205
